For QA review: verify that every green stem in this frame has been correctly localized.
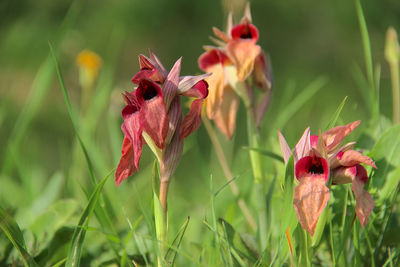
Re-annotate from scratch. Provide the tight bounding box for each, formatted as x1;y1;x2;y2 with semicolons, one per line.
202;114;257;231
245;106;267;251
389;62;400;123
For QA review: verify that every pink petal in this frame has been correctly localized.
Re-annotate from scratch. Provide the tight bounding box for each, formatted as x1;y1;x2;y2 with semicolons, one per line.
295;155;329;182
331;166;356;185
179;99;204;139
198;49;229;71
293;176;330;236
212;27;230;43
149;49;168;81
163;58;181;109
352;165;374;227
322;120;360;151
178;76;210;97
136;79;169;149
293;127;311;163
121;110;143;170
115;137;136;186
161;121;184;182
337;150;377;168
277;130;291;165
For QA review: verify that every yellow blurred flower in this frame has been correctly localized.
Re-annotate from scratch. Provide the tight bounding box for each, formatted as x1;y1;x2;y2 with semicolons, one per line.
76;49;102;90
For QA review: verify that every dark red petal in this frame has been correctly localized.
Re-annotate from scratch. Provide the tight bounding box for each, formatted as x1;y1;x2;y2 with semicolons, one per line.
131;69;159;84
136;80;168;148
231;23;259;42
295;155;329;182
121;111;143;170
198;49;229;71
115;137;136;186
163;58;181;109
179;99;204;139
122;104;139;120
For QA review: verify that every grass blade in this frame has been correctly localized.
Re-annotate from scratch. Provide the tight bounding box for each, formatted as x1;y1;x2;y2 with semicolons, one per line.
0;207;38;267
242;147;284;163
49;42;97;185
325;96;348;130
165;216;190;266
65;170;112;267
275;77;327;129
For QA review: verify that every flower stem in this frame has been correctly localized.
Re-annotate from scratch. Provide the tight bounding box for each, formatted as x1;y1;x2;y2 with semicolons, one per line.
202;114;257;231
389;62;400;123
245;106;267;251
157;178;169;266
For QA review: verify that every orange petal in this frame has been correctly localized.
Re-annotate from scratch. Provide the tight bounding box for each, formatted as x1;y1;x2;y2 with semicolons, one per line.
213;86;239;140
205;64;225;119
212;27;230;43
322;120;360;151
226;40;261;81
352;177;374;227
293;176;330;236
338;150;377;168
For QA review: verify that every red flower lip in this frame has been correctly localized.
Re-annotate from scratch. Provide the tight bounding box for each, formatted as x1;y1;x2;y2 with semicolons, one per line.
231;23;259;42
295;155;329;182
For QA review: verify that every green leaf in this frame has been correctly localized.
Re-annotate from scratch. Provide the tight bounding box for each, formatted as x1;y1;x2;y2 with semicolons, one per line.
324;96;348;130
165;216;190;266
242;147;284;163
65;171;112;267
217;218;258;264
0;207;38;267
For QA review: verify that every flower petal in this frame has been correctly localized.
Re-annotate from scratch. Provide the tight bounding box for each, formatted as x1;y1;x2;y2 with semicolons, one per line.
161;120;184;182
115;137;136;186
204;64;225;119
253;51;272;91
136;79;169;149
121;110;143;170
178;76;210;97
295;155;329;182
226;40;261;81
293;176;330;236
277;130;291;165
180;99;204;139
213;86;239;140
212;27;230;43
163;58;181;109
351;165;374;227
322;120;360;151
149;49;168;80
293;127;311;163
333;150;377;169
230;23;259;42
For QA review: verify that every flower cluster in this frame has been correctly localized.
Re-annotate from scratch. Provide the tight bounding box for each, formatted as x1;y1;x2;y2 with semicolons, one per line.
278;121;376;235
198;4;272;139
115;50;209;185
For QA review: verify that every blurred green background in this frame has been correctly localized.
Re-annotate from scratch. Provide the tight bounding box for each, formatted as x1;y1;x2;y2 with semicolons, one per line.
0;0;399;265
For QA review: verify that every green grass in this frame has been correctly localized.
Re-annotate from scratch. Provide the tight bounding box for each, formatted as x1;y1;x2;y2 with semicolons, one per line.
0;0;399;266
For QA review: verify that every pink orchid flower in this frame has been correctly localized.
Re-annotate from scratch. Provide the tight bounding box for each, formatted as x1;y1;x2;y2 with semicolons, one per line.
115;51;209;186
198;4;271;140
278;121;376;235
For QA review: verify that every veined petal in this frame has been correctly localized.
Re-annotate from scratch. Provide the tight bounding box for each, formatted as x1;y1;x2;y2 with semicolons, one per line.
277;130;291;165
136;79;169;149
149;49;168;80
293;127;311;163
115;137;136;186
293;176;330;236
163;58;181;109
213;86;239;140
121;110;143;170
332;150;377;169
295;155;329;182
161;120;184;183
226;40;261;81
180;99;204;139
351;165;374;227
165;97;182;145
178;75;210;97
322;120;360;151
331;166;356;185
132;54;164;84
